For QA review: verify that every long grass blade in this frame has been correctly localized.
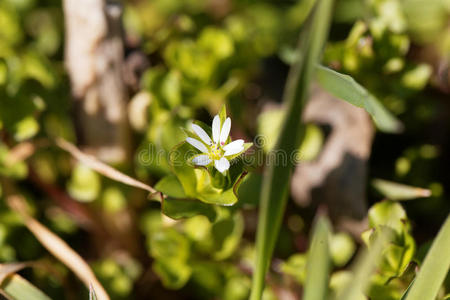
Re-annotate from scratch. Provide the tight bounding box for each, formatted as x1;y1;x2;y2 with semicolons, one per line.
404;215;450;300
372;178;431;201
249;0;334;299
303;216;331;300
0;274;52;300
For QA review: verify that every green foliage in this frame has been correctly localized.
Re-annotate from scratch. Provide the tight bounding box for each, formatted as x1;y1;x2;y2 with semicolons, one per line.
0;274;52;300
67;163;101;203
154;105;251;221
303;216;331;300
404;215;450;300
251;0;334;298
93;258;141;299
365;202;416;281
315;65;403;133
150;228;192;289
372;178;431;201
0;0;448;299
330;232;356;267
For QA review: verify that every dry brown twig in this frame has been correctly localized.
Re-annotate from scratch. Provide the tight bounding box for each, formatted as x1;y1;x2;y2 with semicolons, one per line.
55;137;157;194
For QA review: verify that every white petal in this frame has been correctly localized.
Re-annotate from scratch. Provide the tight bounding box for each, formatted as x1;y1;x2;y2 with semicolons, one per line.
223;139;244;152
212;115;221;143
186;137;208;153
219;117;231;144
192;124;212;145
224;140;245;156
192;155;212;166
214;157;230;173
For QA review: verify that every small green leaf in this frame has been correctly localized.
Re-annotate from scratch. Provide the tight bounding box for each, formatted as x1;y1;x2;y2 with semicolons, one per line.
330;232;356;267
211;213;244;260
372;179;431;201
315;65;403;133
22;51;56;88
280;254;307;283
149;228;190;262
169;142;198;197
13;116;40;141
379;235;415;279
155;175;186;198
368;201;407;235
161;70;181;108
0;144;28;179
153;259;192;290
196;182;238;206
162;197;217;222
198;27;234;59
67;163;101;202
149;228;192;289
401;64;432;90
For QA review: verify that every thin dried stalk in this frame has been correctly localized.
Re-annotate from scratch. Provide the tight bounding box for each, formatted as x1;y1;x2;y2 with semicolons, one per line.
56;138;156;194
7;195;110;300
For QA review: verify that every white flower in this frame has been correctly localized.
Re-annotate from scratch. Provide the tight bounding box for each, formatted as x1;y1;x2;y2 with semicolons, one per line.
186;115;245;174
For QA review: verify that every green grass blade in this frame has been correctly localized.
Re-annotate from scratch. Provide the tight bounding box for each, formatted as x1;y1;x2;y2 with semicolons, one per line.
0;274;52;300
303;216;331;300
315;65;403;133
404;215;450;300
89;283;97;300
400;278;415;300
249;0;334;299
372;178;431;201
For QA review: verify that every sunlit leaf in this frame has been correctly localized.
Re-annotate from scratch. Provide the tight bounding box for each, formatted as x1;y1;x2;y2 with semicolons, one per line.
372;179;431;201
0;274;51;300
303;216;331;300
404;215;450;300
315;65;403;133
162;197;217;222
330;232;356;267
155;175;186;198
67;163;101;202
250;0;334;298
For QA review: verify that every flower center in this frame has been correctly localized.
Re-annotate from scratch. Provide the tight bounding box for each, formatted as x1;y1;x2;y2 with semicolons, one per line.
209;143;223;160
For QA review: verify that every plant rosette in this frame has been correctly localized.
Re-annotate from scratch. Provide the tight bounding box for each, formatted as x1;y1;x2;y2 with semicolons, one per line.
154;105;253;220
